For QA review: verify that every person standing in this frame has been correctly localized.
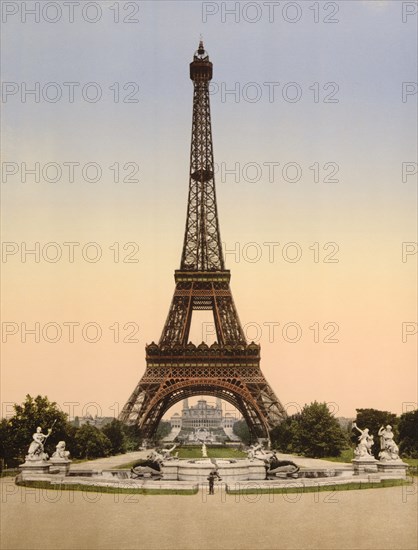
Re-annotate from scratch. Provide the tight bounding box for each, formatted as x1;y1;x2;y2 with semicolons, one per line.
207;470;221;495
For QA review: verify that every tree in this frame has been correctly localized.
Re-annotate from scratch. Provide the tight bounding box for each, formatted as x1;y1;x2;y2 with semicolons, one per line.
270;416;298;453
0;418;14;469
398;409;418;458
290;402;347;458
353;409;398;458
122;424;142;451
232;419;251;445
74;424;111;459
102;419;127;455
4;395;71;465
155;421;172;442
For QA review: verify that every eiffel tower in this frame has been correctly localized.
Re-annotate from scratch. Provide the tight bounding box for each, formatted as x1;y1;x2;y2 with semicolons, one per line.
119;41;286;440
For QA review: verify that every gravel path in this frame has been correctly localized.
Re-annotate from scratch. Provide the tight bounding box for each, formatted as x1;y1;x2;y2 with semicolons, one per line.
2;478;416;550
272;451;351;469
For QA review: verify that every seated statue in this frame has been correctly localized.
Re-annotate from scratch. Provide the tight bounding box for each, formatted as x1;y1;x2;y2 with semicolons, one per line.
378;425;400;461
52;441;70;460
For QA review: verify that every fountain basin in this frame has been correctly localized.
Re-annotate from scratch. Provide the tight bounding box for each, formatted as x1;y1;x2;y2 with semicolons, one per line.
102;470;131;480
166;459;266;482
295;468;351;479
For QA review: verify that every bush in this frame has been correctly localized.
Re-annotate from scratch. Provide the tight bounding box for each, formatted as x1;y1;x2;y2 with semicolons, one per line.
74;424;111;459
270;416;296;453
102;419;127;455
398;410;418;458
122;424;142;451
232;419;251;445
155;421;172;442
271;402;347;458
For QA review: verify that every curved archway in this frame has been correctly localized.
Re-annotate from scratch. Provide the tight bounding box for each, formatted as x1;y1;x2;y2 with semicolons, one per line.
139;379;270;440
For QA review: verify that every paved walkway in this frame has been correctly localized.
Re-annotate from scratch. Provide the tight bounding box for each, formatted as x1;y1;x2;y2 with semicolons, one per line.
70;450;148;471
273;451;351;469
2;478;416;549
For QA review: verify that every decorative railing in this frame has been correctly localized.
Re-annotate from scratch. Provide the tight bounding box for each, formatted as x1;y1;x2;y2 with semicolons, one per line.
146;341;260;357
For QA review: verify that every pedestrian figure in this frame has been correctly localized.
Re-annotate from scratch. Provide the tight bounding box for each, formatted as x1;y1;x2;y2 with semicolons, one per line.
207;469;221;495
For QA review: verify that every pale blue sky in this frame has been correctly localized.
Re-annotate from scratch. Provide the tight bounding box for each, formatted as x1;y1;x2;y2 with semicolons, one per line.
2;1;417;417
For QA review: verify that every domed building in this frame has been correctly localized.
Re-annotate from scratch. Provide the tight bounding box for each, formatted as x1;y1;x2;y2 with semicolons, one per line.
169;398;241;429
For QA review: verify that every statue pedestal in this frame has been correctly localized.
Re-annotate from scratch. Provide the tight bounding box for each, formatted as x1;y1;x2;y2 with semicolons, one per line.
377;460;408;479
49;458;72;476
352;457;378;475
19;460;50;480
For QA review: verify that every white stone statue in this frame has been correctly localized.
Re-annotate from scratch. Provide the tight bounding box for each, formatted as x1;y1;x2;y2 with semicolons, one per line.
147;444;177;465
247;442;273;461
366;434;374;455
352;422;374;458
378;425;400;461
202;443;207;458
52;441;70;460
26;426;52;461
147;449;164;464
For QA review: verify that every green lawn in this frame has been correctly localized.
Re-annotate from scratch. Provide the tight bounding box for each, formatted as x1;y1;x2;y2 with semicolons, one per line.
114;446;246;469
403;457;418;476
227;478;412;495
16;479;198;495
176;446;247;459
0;469;19;478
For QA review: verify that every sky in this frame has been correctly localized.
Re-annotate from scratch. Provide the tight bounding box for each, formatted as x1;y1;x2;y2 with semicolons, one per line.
1;0;417;422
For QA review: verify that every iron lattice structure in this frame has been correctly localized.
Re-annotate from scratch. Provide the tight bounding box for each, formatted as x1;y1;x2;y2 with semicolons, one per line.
120;42;286;440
